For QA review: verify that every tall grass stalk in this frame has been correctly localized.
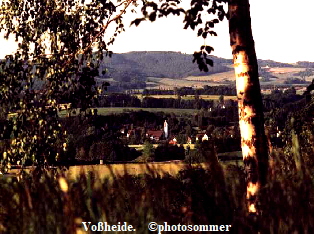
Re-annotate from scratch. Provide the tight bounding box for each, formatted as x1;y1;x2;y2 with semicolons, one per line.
1;146;314;233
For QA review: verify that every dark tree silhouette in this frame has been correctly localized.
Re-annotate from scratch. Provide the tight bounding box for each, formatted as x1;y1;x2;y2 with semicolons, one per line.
304;79;314;103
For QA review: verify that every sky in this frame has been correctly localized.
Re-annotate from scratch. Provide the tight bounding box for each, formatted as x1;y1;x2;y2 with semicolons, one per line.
1;0;313;63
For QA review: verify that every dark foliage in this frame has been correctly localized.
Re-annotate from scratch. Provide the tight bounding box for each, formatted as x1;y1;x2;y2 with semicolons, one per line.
154;144;185;161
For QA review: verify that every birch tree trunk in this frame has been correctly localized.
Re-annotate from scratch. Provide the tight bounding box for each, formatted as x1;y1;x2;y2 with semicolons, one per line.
228;0;269;213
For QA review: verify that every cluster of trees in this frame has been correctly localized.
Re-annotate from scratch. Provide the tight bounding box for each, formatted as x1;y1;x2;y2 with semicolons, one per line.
140;140;228;163
265;96;309;145
94;93;239;110
141;97;215;109
99;93;141;107
143;85;237;96
284;78;309;84
72;134;140;163
262;88;304;112
296;61;314;68
258;69;277;82
293;68;314;80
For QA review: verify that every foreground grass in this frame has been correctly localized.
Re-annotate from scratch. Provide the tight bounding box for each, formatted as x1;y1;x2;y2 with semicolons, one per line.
1;150;314;234
1;164;244;233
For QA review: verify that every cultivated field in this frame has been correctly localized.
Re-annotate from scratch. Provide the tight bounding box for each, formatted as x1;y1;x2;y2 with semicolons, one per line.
65;161;200;180
146;78;230;89
184;70;236;83
145;66;313;89
66;160;242;180
268;67;306;74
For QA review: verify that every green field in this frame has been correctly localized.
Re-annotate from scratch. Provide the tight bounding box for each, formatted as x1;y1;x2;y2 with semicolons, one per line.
59;107;198;117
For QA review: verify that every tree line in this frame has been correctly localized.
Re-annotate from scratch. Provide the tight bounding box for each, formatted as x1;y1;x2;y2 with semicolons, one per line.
143;85;237;96
96;93;238;110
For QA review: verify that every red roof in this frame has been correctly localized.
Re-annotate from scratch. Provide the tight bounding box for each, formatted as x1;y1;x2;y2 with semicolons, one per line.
147;130;163;138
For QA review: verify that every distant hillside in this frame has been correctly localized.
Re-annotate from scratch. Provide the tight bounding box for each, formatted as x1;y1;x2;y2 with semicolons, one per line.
100;51;232;79
257;59;295;68
99;51;296;81
296;61;314;68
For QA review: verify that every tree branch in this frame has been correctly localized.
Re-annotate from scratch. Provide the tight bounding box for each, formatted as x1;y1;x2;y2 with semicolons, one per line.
64;0;135;66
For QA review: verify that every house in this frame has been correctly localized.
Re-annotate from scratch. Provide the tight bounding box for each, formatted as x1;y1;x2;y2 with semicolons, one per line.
196;133;209;142
146;130;163;141
202;134;209;141
169;137;177;145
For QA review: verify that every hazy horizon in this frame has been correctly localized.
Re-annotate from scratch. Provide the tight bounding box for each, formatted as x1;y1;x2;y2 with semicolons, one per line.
0;0;313;63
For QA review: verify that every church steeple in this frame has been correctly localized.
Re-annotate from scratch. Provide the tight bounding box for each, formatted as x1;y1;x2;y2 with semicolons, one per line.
164;120;168;139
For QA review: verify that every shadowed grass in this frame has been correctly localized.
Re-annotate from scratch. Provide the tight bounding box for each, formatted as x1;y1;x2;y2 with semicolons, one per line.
0;146;314;233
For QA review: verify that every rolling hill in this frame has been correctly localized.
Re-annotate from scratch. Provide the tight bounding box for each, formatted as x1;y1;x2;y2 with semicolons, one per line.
100;51;297;80
100;51;232;79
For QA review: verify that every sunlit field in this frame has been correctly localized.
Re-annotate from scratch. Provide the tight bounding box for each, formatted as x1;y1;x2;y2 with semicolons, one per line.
66;162;206;180
65;161;244;180
268;67;306;74
184;70;235;82
146;77;229;89
146;66;313;89
7;160;242;180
